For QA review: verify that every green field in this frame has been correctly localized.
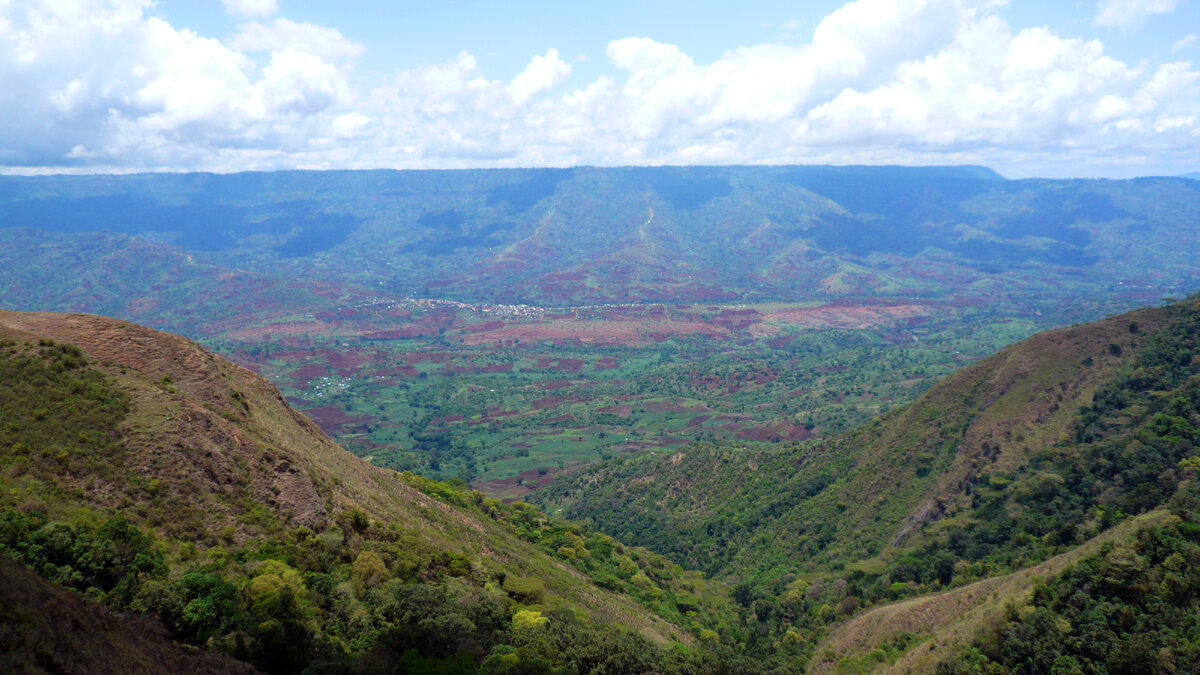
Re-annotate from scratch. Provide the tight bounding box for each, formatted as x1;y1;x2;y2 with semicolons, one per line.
201;301;1055;498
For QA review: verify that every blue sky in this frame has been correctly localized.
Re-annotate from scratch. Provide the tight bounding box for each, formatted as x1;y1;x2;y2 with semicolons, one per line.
2;0;1199;177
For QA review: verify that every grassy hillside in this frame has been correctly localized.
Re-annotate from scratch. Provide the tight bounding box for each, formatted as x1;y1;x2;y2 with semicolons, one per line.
0;311;791;673
535;294;1200;669
807;509;1183;672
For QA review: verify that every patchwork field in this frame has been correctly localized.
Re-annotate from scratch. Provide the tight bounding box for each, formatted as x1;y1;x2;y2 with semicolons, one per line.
3;167;1196;500
202;296;1055;498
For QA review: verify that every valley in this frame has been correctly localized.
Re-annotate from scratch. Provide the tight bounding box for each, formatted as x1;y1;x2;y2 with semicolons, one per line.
4;166;1195;495
212;295;1023;496
7;0;1200;668
2;166;1200;672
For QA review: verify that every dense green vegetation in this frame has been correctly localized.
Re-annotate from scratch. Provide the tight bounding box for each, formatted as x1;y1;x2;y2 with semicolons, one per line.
0;328;803;672
900;303;1200;579
0;500;767;674
535;295;1200;668
938;494;1200;673
3;159;1200;674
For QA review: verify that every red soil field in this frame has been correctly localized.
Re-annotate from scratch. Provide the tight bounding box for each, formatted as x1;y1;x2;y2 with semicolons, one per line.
532;396;565;410
289;363;327;383
376;364;419;377
303;405;374;433
597;404;633;417
757;303;933;330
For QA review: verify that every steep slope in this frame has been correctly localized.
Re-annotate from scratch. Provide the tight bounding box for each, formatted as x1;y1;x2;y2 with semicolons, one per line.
0;555;255;674
0;311;774;673
538;299;1173;575
0;227;389;336
806;509;1180;672
535;294;1200;669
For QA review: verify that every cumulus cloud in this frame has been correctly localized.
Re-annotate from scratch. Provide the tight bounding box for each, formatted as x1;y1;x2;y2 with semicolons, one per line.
229;19;363;61
1094;0;1178;28
508;49;571;104
221;0;278;19
2;0;1199;176
0;0;355;169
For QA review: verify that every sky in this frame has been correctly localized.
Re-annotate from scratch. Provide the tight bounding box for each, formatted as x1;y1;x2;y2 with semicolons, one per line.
2;0;1199;177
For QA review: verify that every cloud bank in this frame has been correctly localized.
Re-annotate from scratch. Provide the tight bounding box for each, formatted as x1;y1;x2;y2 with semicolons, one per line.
1;0;1197;176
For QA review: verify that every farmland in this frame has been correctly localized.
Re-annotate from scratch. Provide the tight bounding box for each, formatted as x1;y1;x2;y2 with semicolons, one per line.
3;166;1199;497
206;295;1048;498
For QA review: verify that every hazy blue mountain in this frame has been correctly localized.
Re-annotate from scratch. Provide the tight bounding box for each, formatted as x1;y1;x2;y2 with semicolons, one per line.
2;165;1198;322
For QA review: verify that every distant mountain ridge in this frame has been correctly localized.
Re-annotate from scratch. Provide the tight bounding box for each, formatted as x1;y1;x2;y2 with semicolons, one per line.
1;165;1198;321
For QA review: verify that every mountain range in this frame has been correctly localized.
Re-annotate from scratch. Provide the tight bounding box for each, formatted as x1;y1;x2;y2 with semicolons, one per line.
3;165;1200;672
2;166;1200;330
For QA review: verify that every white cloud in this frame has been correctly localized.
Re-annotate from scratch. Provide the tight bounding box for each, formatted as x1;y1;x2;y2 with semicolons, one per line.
0;0;353;168
229;19;363;62
1;0;1199;176
221;0;277;19
1173;33;1198;52
508;49;571;104
1094;0;1178;28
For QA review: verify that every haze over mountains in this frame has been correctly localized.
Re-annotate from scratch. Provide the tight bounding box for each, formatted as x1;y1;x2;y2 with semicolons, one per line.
6;0;1200;671
5;165;1200;490
3;164;1200;672
2;165;1199;323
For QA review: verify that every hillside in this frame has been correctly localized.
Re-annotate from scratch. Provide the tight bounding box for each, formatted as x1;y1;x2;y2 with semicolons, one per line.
0;555;255;674
0;227;381;336
0;311;786;673
5;166;1197;490
536;299;1177;573
2;167;1198;317
534;294;1200;669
